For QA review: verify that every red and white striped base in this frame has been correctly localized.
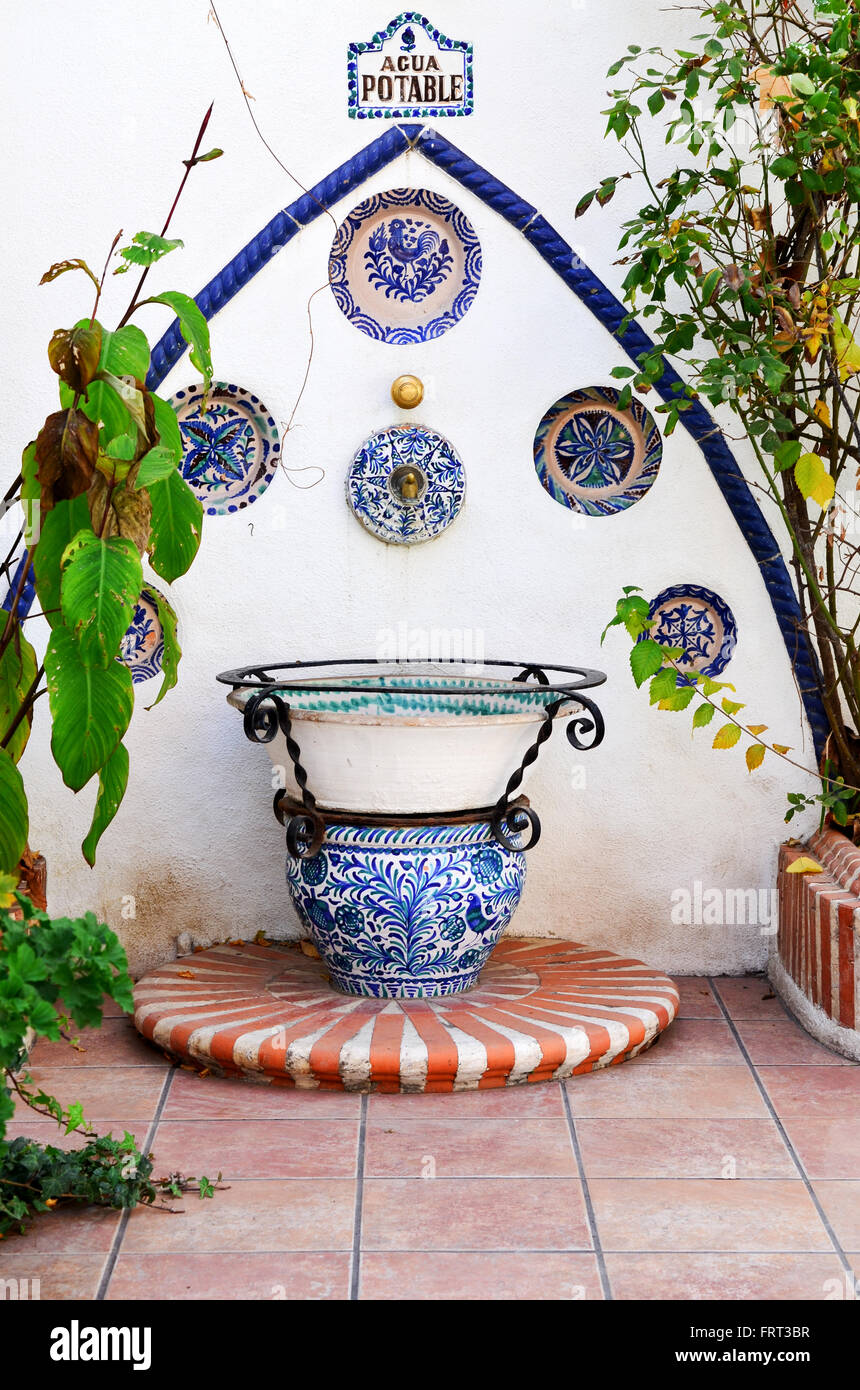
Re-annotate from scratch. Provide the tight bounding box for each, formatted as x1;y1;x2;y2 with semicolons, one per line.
775;831;860;1055
133;939;679;1092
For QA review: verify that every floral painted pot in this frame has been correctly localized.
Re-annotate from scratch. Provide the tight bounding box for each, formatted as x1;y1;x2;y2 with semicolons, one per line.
285;819;526;998
227;673;584;815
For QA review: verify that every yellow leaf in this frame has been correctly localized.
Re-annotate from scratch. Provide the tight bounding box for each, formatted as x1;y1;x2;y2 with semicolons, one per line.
746;743;766;771
713;723;742;749
785;856;823;875
747;724;768;735
772;743;791;754
833;313;860;382
0;871;18;910
813;397;831;428
795;452;835;509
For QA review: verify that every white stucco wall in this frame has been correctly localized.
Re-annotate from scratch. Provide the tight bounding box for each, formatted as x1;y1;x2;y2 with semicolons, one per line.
1;0;819;976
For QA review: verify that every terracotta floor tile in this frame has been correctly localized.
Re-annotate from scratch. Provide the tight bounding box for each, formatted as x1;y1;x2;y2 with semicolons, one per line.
634;1020;742;1066
813;1181;860;1251
757;1065;860;1118
576;1118;795;1179
734;1019;851;1066
6;1118;151;1152
0;1203;122;1254
122;1179;355;1252
105;1251;351;1300
27;1019;168;1069
589;1179;829;1252
712;977;785;1018
16;1067;166;1121
162;1070;362;1120
780;1115;860;1180
359;1251;603;1300
361;1177;590;1251
0;1252;107;1300
605;1252;848;1301
148;1120;359;1179
367;1084;566;1118
675;978;723;1019
565;1064;767;1119
364;1117;576;1178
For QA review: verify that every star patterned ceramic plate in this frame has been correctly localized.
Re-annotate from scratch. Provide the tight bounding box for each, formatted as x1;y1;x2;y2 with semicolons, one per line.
533;385;662;517
346;424;466;544
169;383;281;515
118;585;168;684
329;188;482;343
643;584;737;682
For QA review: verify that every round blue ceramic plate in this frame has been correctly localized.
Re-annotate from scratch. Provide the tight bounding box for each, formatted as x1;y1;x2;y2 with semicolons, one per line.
119;585;168;684
169;382;281;516
642;583;737;682
534;385;662;517
329;188;481;344
346;424;466;544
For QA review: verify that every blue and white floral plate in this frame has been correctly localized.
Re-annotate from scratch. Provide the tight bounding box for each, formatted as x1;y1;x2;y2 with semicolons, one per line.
346;424;465;544
329;188;482;343
169;383;280;516
119;585;167;684
533;385;662;517
643;584;737;681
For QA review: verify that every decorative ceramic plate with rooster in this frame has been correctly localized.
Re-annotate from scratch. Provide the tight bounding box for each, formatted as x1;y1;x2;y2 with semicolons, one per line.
329;188;482;343
533;385;662;517
169;383;281;516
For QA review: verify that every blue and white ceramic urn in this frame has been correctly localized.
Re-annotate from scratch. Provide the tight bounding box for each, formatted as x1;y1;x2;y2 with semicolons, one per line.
286;819;526;998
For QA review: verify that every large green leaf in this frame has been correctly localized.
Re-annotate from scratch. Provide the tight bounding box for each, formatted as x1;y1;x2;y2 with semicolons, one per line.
60;532;142;667
60;377;132;448
152;392;183;463
31;496;93;627
0;632;39;763
145;589;180;709
0;748;28;874
45;626;134;791
142;292;212;386
71;318;150;381
147;468;202;582
134;445;179;489
82;740;129;866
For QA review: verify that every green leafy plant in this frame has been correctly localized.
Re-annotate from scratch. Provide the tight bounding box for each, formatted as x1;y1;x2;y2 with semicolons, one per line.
0;109;223;1235
583;0;860;833
0;891;222;1236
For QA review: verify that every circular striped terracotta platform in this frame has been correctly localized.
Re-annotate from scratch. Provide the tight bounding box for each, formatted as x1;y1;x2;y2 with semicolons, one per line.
133;939;679;1092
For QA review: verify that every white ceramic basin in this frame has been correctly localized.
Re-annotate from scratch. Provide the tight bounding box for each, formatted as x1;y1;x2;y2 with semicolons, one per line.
226;670;586;814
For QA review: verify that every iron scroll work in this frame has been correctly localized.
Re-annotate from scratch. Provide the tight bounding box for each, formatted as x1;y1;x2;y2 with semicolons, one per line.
216;658;606;858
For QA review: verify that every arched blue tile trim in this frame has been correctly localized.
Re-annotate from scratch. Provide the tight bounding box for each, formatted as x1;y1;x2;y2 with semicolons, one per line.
146;124;414;387
62;122;832;754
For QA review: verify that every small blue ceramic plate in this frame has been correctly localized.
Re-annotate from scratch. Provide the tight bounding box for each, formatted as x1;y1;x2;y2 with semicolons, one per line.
119;585;167;684
169;383;281;516
643;583;737;681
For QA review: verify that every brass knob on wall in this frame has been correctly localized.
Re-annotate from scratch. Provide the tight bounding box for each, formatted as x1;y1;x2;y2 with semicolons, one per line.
391;374;424;410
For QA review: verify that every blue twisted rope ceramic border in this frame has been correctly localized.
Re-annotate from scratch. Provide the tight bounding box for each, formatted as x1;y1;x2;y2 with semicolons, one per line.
7;122;825;753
